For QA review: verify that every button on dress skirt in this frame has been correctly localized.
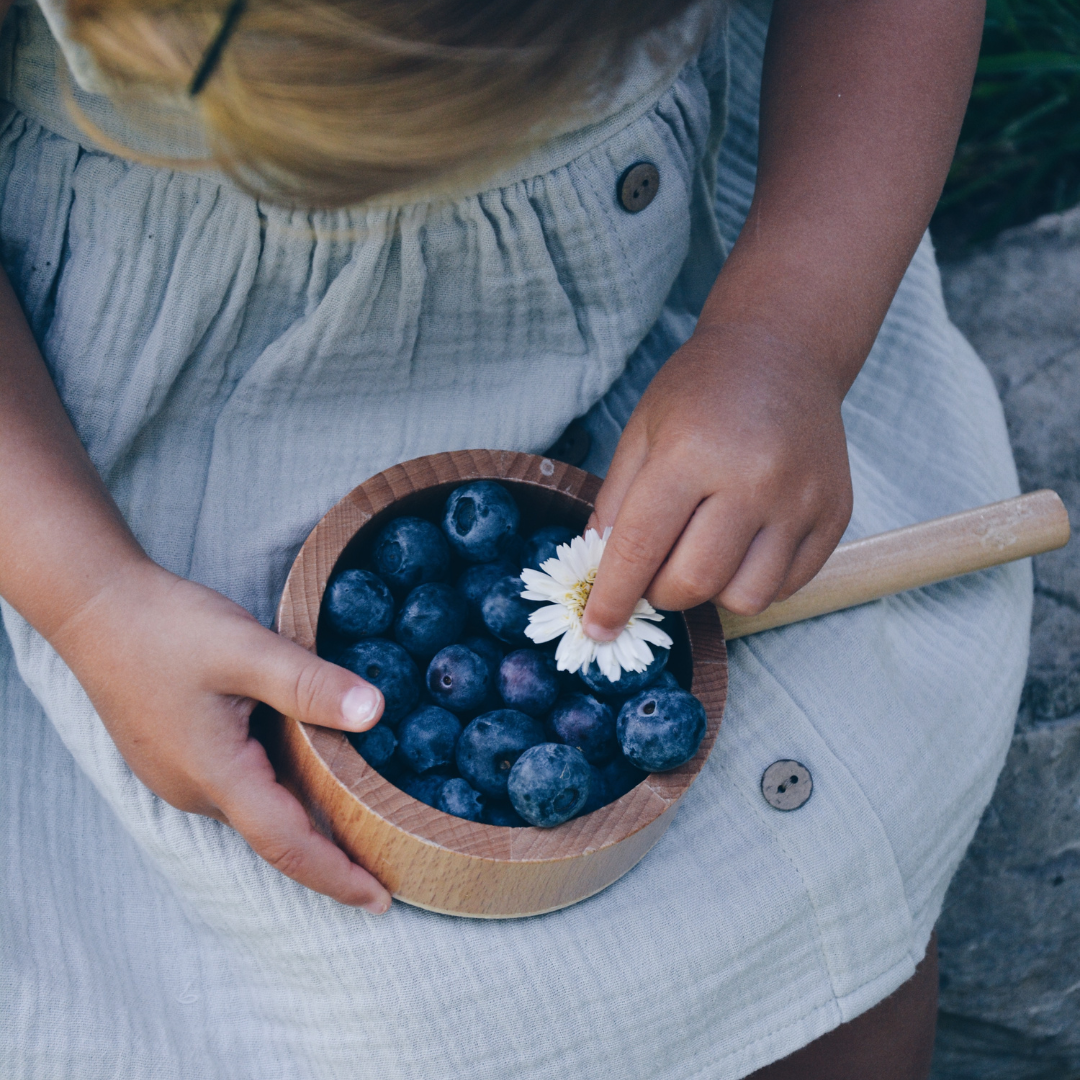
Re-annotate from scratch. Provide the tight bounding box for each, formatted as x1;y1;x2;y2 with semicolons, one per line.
0;1;1031;1077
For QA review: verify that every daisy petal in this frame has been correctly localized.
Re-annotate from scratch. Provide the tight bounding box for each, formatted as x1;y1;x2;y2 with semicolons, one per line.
521;526;672;682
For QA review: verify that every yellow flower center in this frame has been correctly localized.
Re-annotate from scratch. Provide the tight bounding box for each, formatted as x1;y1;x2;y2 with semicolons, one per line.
566;569;597;621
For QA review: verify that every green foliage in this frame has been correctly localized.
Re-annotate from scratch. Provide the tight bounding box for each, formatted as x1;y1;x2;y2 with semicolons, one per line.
932;0;1080;254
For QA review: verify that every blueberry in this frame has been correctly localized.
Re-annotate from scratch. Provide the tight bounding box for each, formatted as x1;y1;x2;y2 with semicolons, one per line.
578;645;669;698
500;532;526;570
347;723;397;769
459;635;506;711
457;559;518;624
617;687;707;772
576;763;609;816
374;516;450;594
336;638;421;727
436;778;486;822
460;634;504;682
456;709;546;798
481;574;535;647
521;525;575;573
395;705;463;774
442;481;521;562
603;676;674;719
399;769;453;807
497;649;560;717
545;692;617;764
557;662;582;694
323;569;395;640
600;755;649;799
507;743;592;828
426;645;490;714
482;800;529;827
375;758;404;786
393;582;467;658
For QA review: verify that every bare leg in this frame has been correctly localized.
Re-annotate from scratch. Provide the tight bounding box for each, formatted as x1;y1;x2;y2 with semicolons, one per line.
748;931;938;1080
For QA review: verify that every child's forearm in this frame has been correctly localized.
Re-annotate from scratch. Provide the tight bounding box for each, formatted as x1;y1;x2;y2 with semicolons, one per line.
0;267;151;643
0;266;389;909
582;0;983;634
699;0;984;380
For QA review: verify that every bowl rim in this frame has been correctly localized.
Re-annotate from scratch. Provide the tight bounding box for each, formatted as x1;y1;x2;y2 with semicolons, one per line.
274;449;727;865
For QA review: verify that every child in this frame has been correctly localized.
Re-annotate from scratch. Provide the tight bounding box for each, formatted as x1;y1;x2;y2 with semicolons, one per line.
0;0;1029;1076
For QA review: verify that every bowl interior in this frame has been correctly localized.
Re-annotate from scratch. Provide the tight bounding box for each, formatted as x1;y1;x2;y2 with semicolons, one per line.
316;476;694;691
275;450;724;864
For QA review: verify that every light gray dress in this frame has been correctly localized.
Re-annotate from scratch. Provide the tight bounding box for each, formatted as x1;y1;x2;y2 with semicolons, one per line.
0;1;1031;1077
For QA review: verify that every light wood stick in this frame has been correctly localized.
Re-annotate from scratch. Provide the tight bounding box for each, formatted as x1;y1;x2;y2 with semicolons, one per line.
717;489;1071;640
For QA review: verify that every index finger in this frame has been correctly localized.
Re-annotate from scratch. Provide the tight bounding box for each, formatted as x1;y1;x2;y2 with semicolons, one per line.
216;741;392;912
582;453;701;640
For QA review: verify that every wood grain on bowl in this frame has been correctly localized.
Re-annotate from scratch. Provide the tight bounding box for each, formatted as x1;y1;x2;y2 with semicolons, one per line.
267;449;727;918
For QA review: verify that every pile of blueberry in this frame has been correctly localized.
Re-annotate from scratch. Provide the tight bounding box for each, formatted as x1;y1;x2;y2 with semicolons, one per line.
318;480;707;829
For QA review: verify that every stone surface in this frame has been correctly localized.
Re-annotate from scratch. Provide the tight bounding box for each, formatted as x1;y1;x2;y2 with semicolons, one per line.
931;207;1080;1079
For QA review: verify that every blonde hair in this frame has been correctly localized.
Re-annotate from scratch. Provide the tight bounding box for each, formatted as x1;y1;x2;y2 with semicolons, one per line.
65;0;701;206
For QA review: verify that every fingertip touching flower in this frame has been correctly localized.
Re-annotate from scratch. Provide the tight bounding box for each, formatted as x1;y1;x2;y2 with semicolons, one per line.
520;527;672;681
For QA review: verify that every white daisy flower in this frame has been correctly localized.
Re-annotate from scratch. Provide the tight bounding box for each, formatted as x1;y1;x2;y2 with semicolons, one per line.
520;527;672;682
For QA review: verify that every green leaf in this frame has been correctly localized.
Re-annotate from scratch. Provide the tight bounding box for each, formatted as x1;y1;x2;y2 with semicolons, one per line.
978;51;1080;74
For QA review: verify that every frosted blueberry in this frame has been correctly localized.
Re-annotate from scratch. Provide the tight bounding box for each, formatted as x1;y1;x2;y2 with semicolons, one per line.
497;649;560;717
399;769;454;807
393;582;467;658
457;559;518;625
481;574;535;647
578;645;669;698
374;517;450;594
374;758;403;786
520;525;575;573
337;638;421;727
323;568;395;640
347;723;397;770
600;755;649;800
460;634;504;682
545;692;617;764
576;763;609;817
457;709;545;799
482;800;528;828
500;532;526;569
617;687;707;772
442;481;521;562
436;778;486;822
396;705;463;774
508;743;592;827
426;645;490;714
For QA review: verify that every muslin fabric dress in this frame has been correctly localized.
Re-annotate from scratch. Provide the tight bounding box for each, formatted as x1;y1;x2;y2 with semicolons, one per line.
0;0;1031;1077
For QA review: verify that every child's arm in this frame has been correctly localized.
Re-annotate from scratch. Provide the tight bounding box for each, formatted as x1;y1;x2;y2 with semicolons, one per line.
0;269;391;911
584;0;984;636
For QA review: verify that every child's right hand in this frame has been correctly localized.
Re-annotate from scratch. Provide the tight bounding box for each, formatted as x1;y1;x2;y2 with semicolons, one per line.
583;0;983;638
51;558;394;912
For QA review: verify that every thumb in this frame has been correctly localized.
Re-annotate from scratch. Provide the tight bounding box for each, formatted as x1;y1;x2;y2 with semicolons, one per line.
235;627;384;733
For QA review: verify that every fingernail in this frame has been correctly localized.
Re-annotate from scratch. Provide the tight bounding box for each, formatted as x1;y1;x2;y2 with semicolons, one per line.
582;619;620;643
341;685;381;729
364;897;391;915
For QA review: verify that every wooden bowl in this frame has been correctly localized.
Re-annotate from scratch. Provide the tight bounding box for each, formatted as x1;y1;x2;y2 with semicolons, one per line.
267;450;727;918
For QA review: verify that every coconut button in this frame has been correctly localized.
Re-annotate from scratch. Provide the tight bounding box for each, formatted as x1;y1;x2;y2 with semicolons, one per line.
617;162;660;213
761;760;813;811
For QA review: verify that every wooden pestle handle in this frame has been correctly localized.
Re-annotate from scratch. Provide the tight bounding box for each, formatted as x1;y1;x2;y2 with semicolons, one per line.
717;489;1072;641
